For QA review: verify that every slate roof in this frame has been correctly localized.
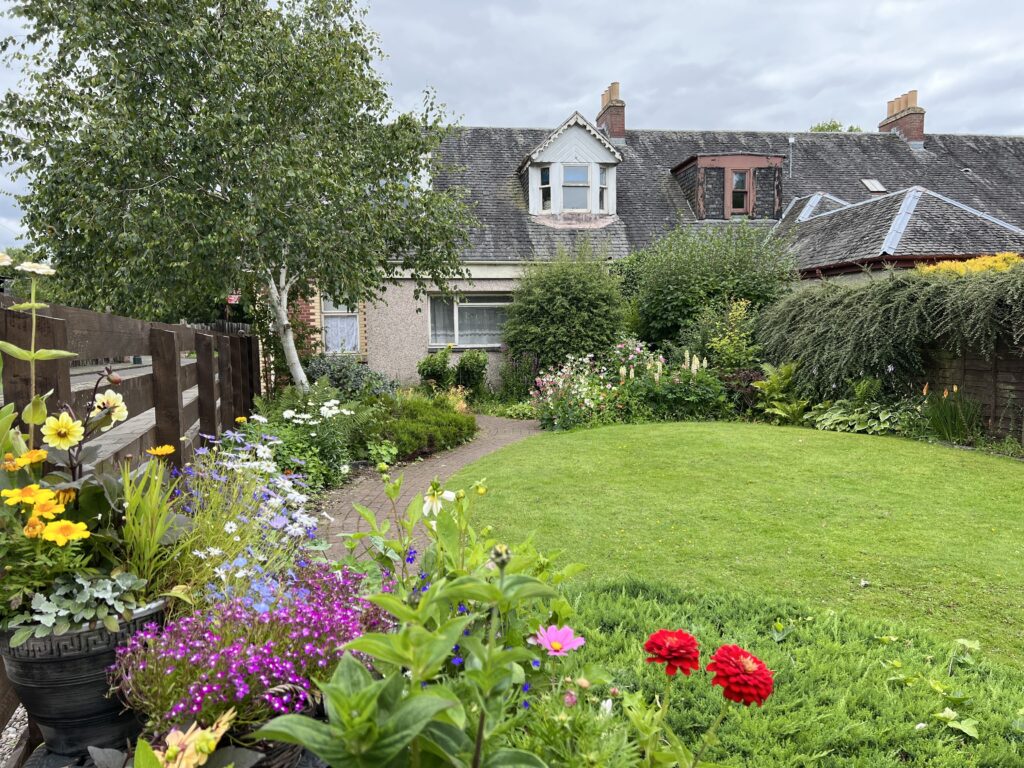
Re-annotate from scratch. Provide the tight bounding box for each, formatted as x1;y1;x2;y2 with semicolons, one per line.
433;123;1024;267
782;187;1024;273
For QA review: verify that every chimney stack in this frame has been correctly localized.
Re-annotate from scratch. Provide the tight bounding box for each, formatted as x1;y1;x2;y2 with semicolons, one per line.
596;81;625;144
879;89;925;149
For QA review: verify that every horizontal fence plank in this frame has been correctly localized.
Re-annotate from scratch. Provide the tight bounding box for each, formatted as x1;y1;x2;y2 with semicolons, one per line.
0;296;197;360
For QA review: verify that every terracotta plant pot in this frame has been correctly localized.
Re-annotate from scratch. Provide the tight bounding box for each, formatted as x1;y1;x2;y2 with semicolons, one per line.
0;602;165;756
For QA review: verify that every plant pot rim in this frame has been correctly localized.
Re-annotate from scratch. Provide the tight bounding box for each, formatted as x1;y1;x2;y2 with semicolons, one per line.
0;599;165;659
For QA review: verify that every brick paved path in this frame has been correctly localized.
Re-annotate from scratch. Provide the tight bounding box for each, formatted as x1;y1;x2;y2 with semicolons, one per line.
323;415;540;555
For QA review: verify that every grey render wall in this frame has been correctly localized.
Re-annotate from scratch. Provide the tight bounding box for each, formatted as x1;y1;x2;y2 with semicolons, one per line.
364;277;520;386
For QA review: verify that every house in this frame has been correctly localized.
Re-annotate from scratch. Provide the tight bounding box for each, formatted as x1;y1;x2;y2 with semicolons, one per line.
303;84;1024;384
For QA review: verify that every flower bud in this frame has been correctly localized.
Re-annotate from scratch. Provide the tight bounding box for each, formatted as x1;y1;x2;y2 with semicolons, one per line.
455;489;466;500
376;462;389;472
563;690;577;707
576;677;591;689
107;372;123;386
609;687;620;697
489;543;511;569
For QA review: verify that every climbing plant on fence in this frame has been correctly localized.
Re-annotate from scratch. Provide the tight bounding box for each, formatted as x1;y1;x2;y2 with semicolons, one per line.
757;266;1024;398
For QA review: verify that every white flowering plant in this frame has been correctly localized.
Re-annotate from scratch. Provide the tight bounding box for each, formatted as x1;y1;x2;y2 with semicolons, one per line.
242;381;353;490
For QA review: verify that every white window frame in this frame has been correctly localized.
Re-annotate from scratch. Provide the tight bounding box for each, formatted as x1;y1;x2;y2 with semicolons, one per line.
561;164;590;211
321;299;360;354
539;165;552;211
428;294;511;349
598;167;609;212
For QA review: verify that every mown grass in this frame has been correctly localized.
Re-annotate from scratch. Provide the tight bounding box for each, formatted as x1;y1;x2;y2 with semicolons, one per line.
448;422;1024;662
570;580;1024;767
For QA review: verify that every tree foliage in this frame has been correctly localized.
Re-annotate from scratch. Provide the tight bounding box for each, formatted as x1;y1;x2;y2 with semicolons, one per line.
757;266;1024;398
809;119;863;132
1;0;473;387
621;223;795;344
502;243;624;370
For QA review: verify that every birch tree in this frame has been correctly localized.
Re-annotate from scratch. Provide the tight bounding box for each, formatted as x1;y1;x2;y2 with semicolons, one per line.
1;0;472;389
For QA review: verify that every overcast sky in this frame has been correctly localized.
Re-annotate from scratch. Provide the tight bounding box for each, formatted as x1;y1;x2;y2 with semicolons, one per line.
2;0;1023;249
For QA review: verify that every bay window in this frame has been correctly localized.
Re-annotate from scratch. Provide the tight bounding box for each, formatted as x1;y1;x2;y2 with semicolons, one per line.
429;294;510;347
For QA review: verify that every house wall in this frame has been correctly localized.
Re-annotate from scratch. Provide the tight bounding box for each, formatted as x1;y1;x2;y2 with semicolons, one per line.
704;168;725;219
677;164;699;218
364;274;522;387
753;166;782;219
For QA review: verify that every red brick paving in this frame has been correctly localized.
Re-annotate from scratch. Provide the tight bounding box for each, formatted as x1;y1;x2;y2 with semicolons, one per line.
322;415;540;555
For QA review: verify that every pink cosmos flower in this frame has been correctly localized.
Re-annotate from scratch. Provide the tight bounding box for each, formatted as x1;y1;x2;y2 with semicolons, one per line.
531;625;586;656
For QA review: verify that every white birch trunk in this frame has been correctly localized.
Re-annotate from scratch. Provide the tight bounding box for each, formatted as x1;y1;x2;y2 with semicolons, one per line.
266;268;310;391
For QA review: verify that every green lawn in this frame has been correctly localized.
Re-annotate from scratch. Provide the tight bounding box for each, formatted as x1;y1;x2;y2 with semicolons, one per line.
449;422;1024;661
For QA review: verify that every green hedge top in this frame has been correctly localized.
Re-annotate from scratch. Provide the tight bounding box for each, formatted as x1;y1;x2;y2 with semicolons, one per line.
758;265;1024;398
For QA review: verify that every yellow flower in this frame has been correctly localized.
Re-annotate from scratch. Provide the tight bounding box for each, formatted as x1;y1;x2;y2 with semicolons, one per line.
2;484;56;507
42;519;90;546
40;412;85;451
2;453;18;472
14;449;48;468
953;384;959;394
55;488;77;506
31;499;65;520
235;416;248;424
90;390;128;431
146;444;175;457
23;517;45;539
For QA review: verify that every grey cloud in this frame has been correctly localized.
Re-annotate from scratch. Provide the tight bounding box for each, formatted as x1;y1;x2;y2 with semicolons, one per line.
2;0;1023;247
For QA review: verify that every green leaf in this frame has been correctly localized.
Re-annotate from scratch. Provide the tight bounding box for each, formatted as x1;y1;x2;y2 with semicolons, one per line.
9;626;35;647
102;614;120;633
366;593;423;624
252;715;354;767
482;749;549;768
32;348;77;361
420;721;472;766
133;740;163;768
368;695;455;764
0;341;32;362
948;718;979;739
437;575;501;604
21;395;49;426
499;574;558;605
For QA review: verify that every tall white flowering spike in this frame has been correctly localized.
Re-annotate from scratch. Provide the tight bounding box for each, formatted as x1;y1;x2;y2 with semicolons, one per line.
15;262;56;276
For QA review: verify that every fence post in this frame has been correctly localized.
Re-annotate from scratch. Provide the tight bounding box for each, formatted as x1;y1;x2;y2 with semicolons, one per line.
230;335;245;420
195;333;218;441
248;336;262;400
150;328;185;467
218;334;234;432
1;308;73;412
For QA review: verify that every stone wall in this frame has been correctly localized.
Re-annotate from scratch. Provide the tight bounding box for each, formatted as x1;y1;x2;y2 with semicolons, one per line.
753;166;782;219
676;164;699;217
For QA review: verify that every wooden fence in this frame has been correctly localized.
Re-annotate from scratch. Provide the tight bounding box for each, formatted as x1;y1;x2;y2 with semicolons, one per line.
927;341;1024;439
0;298;261;757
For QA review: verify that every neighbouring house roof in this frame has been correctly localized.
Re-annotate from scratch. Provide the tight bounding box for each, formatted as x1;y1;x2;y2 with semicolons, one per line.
433;125;1024;266
779;187;1024;274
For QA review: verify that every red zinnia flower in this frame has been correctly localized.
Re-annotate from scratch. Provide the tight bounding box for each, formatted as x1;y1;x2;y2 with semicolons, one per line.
706;645;774;707
644;629;700;676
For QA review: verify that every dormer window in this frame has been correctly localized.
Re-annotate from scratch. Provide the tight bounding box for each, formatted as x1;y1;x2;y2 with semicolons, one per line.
672;154;785;220
562;165;590;210
520;112;622;217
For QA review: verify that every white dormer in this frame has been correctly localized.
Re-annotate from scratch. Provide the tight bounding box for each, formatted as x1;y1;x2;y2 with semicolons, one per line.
521;112;622;216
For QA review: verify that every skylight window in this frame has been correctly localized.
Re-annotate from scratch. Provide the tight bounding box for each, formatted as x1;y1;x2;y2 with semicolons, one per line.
861;178;887;193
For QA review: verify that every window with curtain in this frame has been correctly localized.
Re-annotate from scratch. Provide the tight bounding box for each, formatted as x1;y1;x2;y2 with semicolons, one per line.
429;294;510;347
322;298;359;353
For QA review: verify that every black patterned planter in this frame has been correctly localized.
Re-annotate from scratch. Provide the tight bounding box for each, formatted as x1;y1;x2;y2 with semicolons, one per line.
0;602;165;756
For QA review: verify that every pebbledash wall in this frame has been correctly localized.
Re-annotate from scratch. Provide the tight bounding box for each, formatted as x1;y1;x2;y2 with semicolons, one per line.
296;267;524;387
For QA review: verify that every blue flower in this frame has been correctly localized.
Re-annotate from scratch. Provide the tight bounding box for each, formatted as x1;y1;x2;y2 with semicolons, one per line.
194;446;209;455
268;515;288;529
451;656;463;666
531;660;541;669
521;700;530;709
405;548;418;564
457;603;468;614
